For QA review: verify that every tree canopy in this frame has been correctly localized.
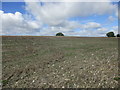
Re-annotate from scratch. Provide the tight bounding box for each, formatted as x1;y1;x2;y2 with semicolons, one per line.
56;32;64;36
106;32;115;37
116;34;120;37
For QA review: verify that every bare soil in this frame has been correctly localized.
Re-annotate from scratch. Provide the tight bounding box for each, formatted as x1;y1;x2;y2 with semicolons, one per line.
2;36;119;88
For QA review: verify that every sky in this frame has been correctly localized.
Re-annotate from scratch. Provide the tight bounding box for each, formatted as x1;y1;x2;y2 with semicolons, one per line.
0;0;119;37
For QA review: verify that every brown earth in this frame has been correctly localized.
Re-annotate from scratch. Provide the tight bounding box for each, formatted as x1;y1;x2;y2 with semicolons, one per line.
2;36;119;88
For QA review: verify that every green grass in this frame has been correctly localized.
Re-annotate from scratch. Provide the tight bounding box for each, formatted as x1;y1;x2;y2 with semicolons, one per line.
2;80;9;86
114;77;120;81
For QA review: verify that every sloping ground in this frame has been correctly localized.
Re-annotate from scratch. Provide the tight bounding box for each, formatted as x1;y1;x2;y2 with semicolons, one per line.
2;36;119;88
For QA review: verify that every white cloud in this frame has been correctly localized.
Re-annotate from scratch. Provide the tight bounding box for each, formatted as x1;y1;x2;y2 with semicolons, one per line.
25;2;117;26
33;21;109;37
108;16;115;22
97;28;108;31
82;22;101;29
111;26;118;34
1;10;42;35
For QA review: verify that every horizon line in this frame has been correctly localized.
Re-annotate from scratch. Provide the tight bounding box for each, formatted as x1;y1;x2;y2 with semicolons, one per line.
1;35;118;38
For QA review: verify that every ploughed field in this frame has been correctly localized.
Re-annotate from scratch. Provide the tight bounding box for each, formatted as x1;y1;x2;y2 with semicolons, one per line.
2;36;119;88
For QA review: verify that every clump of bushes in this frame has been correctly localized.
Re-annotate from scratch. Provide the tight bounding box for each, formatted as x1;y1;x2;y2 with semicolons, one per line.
56;32;64;36
116;34;120;37
106;32;120;37
106;32;115;37
114;77;120;81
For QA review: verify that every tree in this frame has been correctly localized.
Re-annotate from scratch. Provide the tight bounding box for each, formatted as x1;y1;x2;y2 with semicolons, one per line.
56;32;64;36
117;34;120;37
106;32;115;37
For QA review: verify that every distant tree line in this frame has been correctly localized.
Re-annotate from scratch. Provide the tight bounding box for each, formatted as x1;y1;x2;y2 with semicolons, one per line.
55;32;120;37
106;32;120;37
